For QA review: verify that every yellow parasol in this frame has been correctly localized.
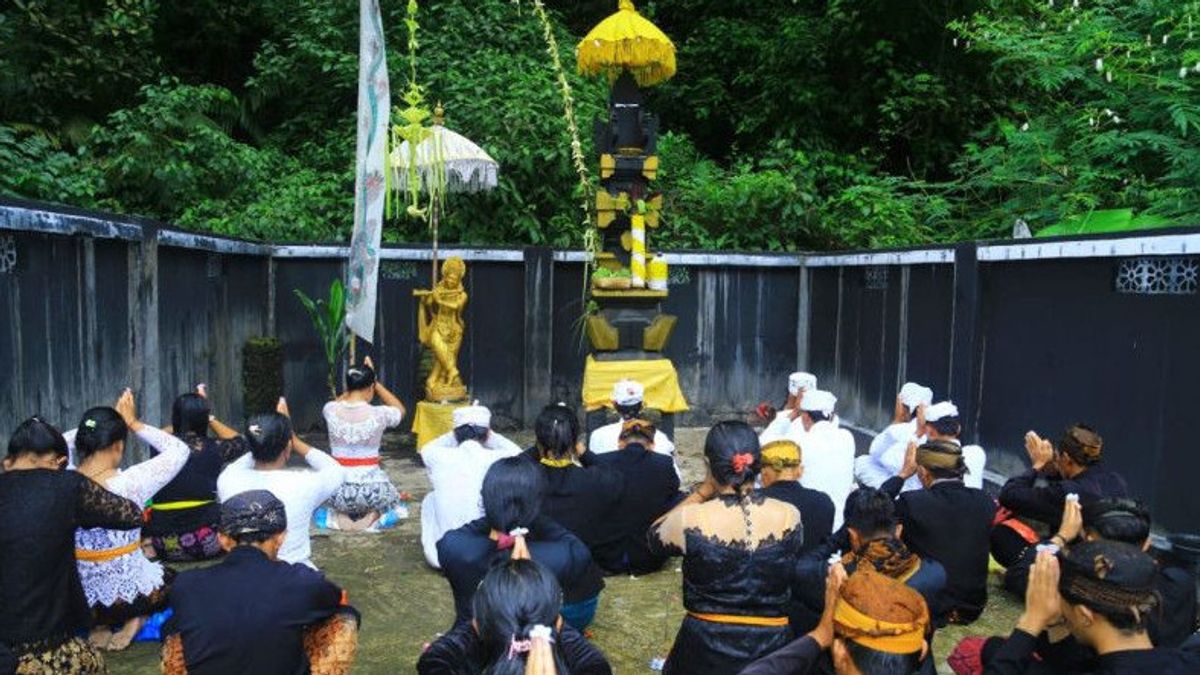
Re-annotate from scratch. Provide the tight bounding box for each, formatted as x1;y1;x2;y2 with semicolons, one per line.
577;0;676;87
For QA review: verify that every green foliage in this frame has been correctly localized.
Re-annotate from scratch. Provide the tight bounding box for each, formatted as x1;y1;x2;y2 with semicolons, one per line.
1;0;1198;250
294;279;347;397
950;0;1200;234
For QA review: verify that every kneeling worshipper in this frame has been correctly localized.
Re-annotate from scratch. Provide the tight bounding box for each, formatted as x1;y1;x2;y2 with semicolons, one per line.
0;416;143;675
162;490;358;675
649;421;802;675
793;488;947;636
883;439;995;626
438;457;600;631
855;382;933;489
795;389;856;530
315;358;408;532
741;565;932;675
999;496;1197;648
417;559;613;675
525;404;622;573
984;542;1200;675
589;418;682;575
756;434;835;556
993;424;1128;570
588;379;676;459
216;399;346;569
420;404;523;569
70;390;191;651
145;386;250;563
758;372;818;443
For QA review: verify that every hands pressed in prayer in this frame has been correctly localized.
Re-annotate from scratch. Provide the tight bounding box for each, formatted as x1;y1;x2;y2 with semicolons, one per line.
898;440;919;480
1016;551;1064;636
196;383;208;399
1025;431;1055;471
810;561;848;649
1054;498;1084;545
276;397;291;418
115;388;144;433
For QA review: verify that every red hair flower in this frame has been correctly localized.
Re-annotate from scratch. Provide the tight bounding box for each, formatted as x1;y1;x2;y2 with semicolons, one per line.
731;452;754;474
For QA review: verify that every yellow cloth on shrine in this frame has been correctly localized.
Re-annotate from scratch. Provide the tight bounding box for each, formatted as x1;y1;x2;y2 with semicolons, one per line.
581;356;689;413
412;400;466;452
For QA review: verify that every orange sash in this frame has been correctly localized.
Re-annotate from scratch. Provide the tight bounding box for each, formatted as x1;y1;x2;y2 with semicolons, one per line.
75;541;140;563
688;612;788;627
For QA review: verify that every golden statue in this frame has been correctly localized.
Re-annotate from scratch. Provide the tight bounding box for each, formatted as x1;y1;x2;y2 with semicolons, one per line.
414;257;468;401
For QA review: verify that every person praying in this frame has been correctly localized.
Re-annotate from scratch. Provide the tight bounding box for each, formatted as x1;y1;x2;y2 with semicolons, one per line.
794;389;856;529
587;379;676;459
741;565;932;675
145;385;250;563
855;382;932;490
419;404;523;569
70;390;191;651
162;490;358;675
1;416;143;674
759;372;818;443
756;435;834;556
793;488;948;633
436;457;598;630
986;542;1200;674
588;418;682;575
884;439;995;626
993;424;1128;569
215;399;345;569
649;421;802;674
315;357;408;532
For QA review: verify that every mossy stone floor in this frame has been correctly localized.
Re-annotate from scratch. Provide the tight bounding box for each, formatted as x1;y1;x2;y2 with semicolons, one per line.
107;428;1022;674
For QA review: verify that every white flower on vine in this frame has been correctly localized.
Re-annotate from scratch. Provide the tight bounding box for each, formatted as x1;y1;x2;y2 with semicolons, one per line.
1182;67;1190;78
1103;108;1113;117
1105;70;1113;82
1163;34;1170;45
953;37;959;47
1021;122;1030;131
1112;115;1122;124
1072;0;1079;8
1089;116;1095;127
1194;62;1200;72
1094;58;1104;72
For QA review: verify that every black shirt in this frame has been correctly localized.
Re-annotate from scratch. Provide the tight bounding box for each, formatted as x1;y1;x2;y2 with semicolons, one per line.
0;469;143;646
167;546;343;675
417;617;612;675
884;476;996;624
589;448;682;575
986;629;1200;675
146;433;249;536
999;464;1128;531
758;480;835;555
437;515;597;626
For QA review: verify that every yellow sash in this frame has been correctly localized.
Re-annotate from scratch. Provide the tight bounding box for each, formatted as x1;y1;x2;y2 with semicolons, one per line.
149;499;214;511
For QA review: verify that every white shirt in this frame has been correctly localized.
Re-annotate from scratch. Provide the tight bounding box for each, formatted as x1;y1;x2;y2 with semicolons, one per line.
216;447;345;569
962;444;987;490
759;409;802;444
588;420;676;458
419;431;523;569
796;420;856;530
71;426;190;607
858;421;922;492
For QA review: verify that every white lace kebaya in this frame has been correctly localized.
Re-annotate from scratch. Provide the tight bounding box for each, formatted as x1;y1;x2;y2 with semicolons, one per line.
72;426;190;608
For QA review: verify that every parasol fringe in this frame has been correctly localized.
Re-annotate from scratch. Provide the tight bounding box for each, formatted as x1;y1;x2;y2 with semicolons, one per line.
577;39;676;86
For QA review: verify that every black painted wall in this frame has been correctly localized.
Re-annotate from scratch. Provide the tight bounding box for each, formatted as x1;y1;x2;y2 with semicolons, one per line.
4;200;1200;533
